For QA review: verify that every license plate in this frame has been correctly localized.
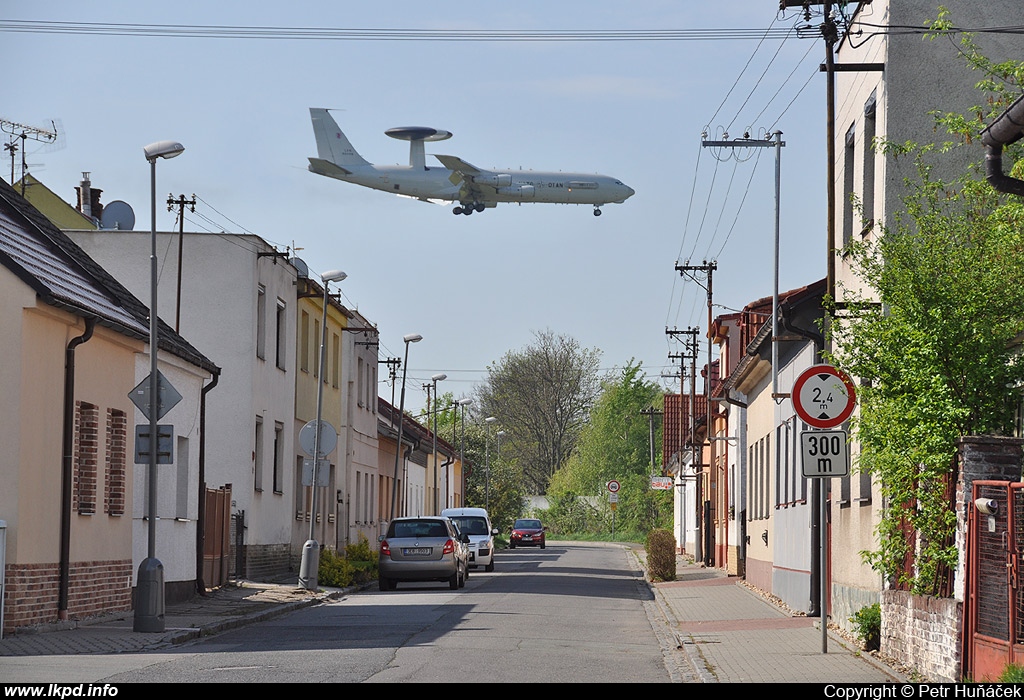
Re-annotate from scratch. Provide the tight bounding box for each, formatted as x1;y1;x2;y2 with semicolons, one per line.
523;536;533;541
403;548;431;556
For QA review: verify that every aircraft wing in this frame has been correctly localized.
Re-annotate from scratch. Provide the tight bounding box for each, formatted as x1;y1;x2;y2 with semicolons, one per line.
433;154;496;203
308;157;353;178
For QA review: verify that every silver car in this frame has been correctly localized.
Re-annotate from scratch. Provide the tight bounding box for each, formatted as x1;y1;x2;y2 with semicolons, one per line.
378;516;470;591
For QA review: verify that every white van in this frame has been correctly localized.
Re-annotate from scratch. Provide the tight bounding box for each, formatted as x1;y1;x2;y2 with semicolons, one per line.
441;507;498;572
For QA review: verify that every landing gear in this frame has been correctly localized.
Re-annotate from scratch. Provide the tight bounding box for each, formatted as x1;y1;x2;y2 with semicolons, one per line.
453;202;484;216
593;206;603;217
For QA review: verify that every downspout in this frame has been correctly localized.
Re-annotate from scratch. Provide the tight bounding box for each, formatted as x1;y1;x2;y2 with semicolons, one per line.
724;388;747;574
780;301;825;618
195;369;220;595
59;317;96;620
981;93;1024;197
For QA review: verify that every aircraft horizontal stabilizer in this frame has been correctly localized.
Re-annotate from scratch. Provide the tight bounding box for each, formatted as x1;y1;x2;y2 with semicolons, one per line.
308;157;353;178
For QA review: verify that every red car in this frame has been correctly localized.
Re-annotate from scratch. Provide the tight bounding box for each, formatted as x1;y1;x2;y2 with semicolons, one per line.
509;518;546;549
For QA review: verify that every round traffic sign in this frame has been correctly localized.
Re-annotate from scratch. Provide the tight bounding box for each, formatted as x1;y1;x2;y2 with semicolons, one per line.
607;480;620;493
792;364;857;429
299;419;338;457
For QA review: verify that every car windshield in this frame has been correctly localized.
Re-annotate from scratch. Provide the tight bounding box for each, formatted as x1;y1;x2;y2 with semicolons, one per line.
390;520;448;538
515;519;542;529
449;517;489;535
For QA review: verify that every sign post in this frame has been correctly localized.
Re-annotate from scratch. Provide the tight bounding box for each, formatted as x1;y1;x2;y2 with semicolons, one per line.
791;364;857;654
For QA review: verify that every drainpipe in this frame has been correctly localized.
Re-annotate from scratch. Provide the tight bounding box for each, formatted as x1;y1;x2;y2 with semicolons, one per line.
59;317;96;620
981;93;1024;197
195;369;220;595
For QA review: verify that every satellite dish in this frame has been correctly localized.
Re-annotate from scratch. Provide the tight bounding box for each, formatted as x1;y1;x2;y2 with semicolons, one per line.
100;200;135;230
291;257;309;279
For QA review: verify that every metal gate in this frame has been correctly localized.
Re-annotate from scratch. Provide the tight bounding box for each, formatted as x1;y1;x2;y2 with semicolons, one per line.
966;480;1024;681
202;485;232;588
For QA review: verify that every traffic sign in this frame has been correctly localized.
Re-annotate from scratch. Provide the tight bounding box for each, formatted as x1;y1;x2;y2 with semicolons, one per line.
800;430;850;478
607;480;620;493
128;371;182;421
792;364;857;429
299;419;338;458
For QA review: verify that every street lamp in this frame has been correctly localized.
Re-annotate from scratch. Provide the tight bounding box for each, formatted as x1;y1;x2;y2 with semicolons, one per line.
298;269;346;591
389;333;422;522
455;398;472;508
430;372;446;514
135;140;185;634
484;416;497;510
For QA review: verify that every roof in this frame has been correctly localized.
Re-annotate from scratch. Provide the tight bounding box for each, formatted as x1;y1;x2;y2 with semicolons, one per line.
378;396;456;457
0;177;219;375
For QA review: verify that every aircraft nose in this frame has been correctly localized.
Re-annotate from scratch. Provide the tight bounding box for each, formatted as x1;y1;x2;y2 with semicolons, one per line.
623;184;635;199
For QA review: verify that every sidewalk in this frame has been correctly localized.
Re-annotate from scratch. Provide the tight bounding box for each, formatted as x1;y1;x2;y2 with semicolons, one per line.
0;576;353;657
648;556;910;683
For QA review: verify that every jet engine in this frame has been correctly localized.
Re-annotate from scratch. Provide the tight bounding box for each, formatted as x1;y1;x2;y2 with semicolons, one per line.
473;173;512;188
497;184;535;199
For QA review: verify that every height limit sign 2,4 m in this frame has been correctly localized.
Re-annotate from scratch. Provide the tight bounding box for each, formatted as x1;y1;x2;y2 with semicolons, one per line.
792;365;856;479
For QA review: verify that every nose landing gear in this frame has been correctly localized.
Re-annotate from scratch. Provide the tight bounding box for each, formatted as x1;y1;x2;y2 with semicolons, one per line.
593;206;603;217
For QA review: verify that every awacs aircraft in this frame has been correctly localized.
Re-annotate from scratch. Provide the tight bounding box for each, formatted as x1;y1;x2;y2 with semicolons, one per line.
308;108;634;216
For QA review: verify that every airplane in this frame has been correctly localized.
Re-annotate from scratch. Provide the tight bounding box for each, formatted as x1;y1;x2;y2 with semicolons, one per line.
307;107;634;216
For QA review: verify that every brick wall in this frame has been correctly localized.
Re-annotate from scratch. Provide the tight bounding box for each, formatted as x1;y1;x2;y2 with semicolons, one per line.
3;559;132;632
882;589;962;682
74;401;99;514
243;543;292;580
105;408;127;516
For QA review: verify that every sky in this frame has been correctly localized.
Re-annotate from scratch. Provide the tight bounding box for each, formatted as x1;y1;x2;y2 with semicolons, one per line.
3;1;835;416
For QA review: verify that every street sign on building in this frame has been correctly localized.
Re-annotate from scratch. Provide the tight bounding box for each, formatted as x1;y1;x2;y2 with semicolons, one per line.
650;476;673;490
792;364;857;429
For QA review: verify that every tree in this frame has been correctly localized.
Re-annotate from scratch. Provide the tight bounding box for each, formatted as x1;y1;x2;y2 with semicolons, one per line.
829;24;1024;594
547;361;670;537
474;330;601;494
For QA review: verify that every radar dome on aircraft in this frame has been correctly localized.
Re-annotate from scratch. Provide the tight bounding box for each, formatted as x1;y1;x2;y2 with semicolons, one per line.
385;126;453;142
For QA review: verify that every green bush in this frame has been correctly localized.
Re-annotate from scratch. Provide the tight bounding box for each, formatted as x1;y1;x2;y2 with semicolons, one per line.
316;535;379;587
998;664;1024;683
850;603;881;651
645;528;676;582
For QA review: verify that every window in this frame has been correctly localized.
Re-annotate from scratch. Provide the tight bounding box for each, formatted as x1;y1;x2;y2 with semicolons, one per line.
331;332;340;388
300;310;310;373
273;422;284;494
254;417;264;492
256;285;266;359
862;92;877;236
75;401;99;514
842;123;856;249
105;408;127;516
276;299;287;370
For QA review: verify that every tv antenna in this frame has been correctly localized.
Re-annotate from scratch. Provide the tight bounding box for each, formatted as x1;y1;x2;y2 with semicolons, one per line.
2;117;60;194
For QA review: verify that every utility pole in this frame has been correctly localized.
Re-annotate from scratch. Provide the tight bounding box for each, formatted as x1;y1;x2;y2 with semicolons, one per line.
167;194;196;333
380;357;400;407
675;262;715;565
667;325;700;561
639;406;662;476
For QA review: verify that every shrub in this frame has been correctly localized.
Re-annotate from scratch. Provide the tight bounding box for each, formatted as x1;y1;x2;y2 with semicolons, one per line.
316;535;379;587
850;603;881;651
998;664;1024;683
645;528;676;582
318;547;354;587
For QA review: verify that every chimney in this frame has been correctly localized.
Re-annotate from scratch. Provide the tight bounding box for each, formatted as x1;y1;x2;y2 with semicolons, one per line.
74;172;104;224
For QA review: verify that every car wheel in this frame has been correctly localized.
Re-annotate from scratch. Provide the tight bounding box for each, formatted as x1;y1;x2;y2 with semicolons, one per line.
485;560;495;573
541;542;546;549
449;570;460;590
459;566;466;588
378;576;391;592
509;543;516;549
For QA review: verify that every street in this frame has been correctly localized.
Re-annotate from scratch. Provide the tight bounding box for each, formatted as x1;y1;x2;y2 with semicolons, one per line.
2;543;687;684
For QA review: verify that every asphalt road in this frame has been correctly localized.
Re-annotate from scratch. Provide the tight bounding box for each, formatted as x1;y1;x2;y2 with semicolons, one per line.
3;542;684;683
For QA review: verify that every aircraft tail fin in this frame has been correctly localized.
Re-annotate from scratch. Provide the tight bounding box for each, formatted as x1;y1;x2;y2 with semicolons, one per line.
310;108;369;168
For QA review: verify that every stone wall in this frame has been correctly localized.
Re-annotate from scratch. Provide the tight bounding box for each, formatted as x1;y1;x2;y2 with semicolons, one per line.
881;590;961;682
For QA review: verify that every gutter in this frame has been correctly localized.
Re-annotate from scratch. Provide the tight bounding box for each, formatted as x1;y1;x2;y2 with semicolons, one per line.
59;317;96;620
981;93;1024;197
195;368;221;595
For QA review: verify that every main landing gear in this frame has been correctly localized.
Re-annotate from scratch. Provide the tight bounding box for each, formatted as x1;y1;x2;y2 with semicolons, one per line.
453;202;486;216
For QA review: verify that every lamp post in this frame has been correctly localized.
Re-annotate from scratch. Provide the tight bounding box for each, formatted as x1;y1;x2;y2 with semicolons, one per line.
455;398;472;508
298;269;347;591
135;140;185;633
389;333;422;522
430;373;446;514
484;416;497;510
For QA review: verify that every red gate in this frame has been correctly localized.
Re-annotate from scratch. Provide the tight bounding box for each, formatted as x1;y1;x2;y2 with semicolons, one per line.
966;480;1024;681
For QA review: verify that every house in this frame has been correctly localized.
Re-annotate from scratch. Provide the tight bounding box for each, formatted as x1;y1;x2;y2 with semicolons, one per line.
0;177;216;631
827;0;1024;634
65;225;300;580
